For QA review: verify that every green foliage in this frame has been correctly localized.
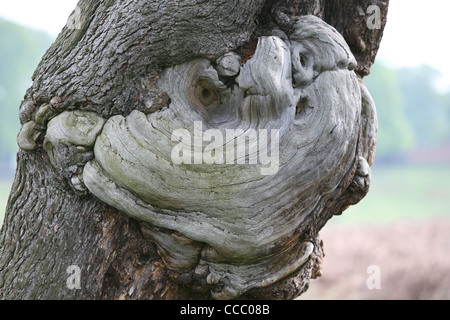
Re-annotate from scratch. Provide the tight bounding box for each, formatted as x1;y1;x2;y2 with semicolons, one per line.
0;18;54;156
364;62;414;158
398;65;450;148
0;180;12;227
365;61;450;160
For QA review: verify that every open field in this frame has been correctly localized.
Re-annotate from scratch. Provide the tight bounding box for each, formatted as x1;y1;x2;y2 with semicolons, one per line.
301;218;450;299
302;163;450;299
329;163;450;226
301;163;450;299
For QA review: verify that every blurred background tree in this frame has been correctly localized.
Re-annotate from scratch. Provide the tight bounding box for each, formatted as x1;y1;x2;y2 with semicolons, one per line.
0;18;52;164
0;18;53;224
365;62;450;162
398;65;450;149
365;62;414;160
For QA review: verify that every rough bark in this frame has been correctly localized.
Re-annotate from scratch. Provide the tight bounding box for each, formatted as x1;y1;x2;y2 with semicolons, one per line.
0;0;388;300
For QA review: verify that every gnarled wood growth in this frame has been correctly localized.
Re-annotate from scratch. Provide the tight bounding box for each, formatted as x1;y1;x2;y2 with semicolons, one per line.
1;0;388;300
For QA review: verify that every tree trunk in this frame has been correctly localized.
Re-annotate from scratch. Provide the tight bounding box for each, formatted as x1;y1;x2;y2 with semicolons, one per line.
0;0;388;300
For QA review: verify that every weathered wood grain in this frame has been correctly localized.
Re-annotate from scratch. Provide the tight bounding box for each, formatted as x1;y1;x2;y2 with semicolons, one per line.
37;16;363;300
1;0;388;300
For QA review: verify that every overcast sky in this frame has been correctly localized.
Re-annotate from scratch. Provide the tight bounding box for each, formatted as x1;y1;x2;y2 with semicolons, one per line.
376;0;450;91
1;0;449;91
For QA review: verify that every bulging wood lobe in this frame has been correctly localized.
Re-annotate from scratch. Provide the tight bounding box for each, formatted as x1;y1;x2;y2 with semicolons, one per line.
33;15;373;300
